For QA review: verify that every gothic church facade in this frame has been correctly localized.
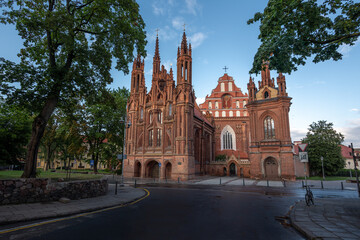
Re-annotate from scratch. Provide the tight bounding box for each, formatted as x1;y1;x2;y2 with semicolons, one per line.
123;31;295;180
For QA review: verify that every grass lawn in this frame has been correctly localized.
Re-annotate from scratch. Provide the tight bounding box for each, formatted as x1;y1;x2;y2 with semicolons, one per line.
296;176;352;181
0;170;103;181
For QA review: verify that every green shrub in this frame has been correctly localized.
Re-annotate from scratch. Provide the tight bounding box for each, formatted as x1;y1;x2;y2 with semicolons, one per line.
215;154;227;162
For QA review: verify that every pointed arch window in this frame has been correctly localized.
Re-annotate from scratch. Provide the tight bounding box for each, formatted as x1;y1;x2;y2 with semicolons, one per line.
169;104;172;116
264;91;269;99
156;129;162;146
140;108;144;119
221;125;236;150
222;131;233;149
264;116;275;139
149;129;153;146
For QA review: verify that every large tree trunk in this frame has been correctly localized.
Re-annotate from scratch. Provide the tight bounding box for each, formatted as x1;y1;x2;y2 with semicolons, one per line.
94;151;99;174
22;96;58;178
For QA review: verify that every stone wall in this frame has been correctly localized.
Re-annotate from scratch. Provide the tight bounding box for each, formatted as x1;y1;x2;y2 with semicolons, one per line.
0;178;108;205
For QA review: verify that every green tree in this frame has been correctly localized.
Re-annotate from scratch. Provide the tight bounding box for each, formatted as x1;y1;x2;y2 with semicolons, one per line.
76;88;128;173
56;115;85;170
0;0;146;177
302;120;345;175
248;0;360;74
40;113;61;170
0;103;32;165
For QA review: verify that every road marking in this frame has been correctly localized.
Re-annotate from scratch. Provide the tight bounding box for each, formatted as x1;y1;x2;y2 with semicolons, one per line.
0;188;150;235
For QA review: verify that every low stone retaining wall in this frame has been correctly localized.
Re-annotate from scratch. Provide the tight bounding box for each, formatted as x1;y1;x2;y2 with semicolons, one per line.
0;179;108;205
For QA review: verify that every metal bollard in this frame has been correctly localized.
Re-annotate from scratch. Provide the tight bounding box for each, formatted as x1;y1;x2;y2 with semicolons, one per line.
243;177;245;186
220;178;222;185
341;182;344;190
321;180;324;189
267;180;269;187
178;177;180;184
302;180;304;188
115;181;118;195
134;179;137;188
283;180;286;187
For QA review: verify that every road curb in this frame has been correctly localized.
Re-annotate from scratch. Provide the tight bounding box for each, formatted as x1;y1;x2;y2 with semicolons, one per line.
289;201;318;240
0;187;148;227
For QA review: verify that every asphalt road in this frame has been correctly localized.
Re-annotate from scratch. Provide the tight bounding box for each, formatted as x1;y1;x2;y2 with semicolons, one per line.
1;185;310;240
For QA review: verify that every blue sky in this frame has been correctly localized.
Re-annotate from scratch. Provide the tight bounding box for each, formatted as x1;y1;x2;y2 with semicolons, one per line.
1;0;359;147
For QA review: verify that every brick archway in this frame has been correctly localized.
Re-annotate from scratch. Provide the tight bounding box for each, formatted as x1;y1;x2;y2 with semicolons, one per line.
134;161;141;177
165;162;172;179
145;160;160;178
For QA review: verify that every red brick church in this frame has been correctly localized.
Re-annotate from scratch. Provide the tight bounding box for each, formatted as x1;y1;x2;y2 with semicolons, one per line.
123;31;295;180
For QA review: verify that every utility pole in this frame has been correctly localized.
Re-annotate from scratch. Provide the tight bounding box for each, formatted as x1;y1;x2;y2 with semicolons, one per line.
350;143;360;197
321;156;325;180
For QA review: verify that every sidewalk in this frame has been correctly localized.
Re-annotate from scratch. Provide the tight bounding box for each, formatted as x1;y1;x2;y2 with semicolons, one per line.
0;184;146;226
289;198;360;239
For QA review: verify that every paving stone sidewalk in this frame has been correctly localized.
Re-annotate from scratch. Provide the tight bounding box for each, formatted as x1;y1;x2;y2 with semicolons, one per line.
289;198;360;239
0;185;146;226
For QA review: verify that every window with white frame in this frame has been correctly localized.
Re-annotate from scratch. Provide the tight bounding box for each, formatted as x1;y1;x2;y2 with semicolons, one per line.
236;100;239;108
222;111;226;117
228;82;232;91
215;101;218;109
215;111;219;117
209;101;212;109
221;125;236;150
243;100;247;108
236;111;240;117
221;83;225;92
229;111;233;117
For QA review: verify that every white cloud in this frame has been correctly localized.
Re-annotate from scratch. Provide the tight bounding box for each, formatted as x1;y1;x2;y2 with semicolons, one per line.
152;3;165;15
338;39;360;57
196;97;205;105
184;0;200;15
351;108;360;113
291;128;307;142
337;118;360;147
148;26;177;42
172;17;184;30
189;32;206;48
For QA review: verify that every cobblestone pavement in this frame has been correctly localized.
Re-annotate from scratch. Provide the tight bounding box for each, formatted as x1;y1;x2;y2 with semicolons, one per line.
290;198;360;239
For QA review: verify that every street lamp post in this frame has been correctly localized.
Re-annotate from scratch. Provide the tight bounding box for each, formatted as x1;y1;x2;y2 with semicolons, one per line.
348;162;352;178
321;156;325;180
120;115;131;184
349;143;360;197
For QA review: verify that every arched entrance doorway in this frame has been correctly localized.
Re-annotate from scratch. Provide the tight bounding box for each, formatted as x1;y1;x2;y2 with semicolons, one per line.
165;162;172;179
146;160;160;178
134;161;141;177
264;157;278;178
229;163;236;176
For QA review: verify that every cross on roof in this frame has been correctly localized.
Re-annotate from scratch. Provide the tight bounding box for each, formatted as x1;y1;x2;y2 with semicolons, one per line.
183;23;186;31
155;28;159;36
223;66;228;73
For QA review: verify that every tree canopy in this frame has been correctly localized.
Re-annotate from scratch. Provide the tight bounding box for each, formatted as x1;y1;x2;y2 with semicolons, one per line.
0;0;146;177
302;120;345;175
248;0;360;74
0;103;32;165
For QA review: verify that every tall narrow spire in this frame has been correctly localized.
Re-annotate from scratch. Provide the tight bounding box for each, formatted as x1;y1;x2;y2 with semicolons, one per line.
154;34;160;60
181;31;188;54
153;32;160;75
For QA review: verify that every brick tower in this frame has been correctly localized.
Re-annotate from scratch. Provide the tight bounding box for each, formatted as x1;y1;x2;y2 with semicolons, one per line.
246;63;295;180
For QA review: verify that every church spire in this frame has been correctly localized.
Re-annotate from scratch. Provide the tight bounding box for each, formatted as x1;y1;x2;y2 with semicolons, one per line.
153;30;160;75
181;31;188;55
